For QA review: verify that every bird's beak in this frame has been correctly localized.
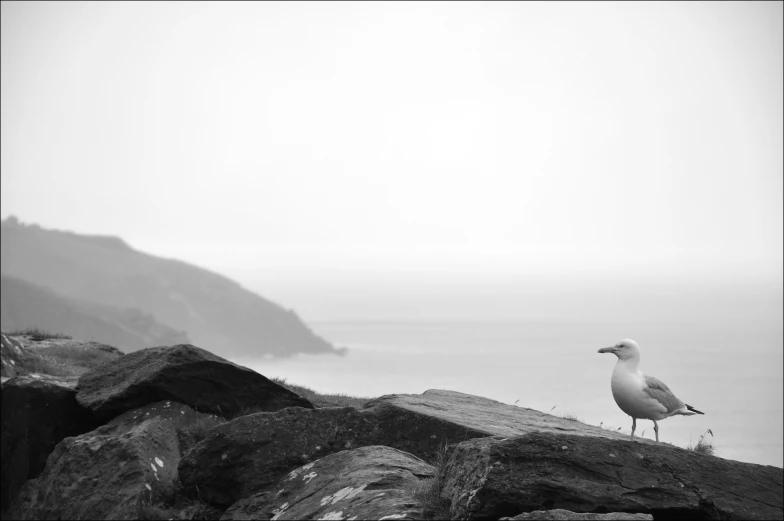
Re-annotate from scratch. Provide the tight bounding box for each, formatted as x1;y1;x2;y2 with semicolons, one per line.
598;346;617;354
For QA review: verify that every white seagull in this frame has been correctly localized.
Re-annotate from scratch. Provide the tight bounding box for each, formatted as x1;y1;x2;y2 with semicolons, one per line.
598;338;703;442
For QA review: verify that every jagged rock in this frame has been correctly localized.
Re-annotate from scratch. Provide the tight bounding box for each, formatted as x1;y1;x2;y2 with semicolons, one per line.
7;400;219;520
76;344;314;422
441;432;784;521
179;389;641;509
221;445;434;521
500;509;653;520
179;395;492;507
0;333;24;379
1;373;97;516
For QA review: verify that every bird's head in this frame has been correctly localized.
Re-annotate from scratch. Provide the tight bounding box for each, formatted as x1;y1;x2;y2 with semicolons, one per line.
598;338;640;361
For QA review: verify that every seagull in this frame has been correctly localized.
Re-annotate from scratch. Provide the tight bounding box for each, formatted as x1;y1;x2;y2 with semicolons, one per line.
598;338;703;442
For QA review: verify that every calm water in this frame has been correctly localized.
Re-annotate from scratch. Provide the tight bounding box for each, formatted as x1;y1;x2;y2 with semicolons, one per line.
236;318;783;468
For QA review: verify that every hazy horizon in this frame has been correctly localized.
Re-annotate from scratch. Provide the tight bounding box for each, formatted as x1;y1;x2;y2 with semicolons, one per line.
2;1;782;295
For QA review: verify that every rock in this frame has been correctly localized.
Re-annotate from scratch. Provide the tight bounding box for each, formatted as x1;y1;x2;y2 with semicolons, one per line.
7;400;219;520
179;389;644;509
0;333;24;378
500;509;653;520
369;389;641;443
12;334;125;360
441;432;784;521
1;333;125;381
179;393;497;508
0;373;97;516
221;445;434;520
76;344;314;422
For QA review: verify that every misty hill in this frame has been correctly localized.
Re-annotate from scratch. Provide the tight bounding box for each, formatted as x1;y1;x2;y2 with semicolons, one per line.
0;217;338;357
1;275;190;352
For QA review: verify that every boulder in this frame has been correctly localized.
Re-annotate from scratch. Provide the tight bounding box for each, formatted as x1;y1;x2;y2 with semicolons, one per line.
1;373;97;516
441;432;784;521
12;334;125;360
179;389;638;508
7;400;220;520
500;510;653;520
368;389;640;443
221;445;434;521
76;344;314;422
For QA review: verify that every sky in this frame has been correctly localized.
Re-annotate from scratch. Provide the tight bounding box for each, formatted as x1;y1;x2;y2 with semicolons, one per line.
2;1;782;304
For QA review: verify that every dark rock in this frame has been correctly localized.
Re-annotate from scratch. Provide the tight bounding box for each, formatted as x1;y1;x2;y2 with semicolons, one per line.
1;373;97;516
221;445;434;520
441;432;784;521
76;344;314;422
500;509;653;520
7;400;220;520
179;407;367;507
179;389;644;509
179;392;498;508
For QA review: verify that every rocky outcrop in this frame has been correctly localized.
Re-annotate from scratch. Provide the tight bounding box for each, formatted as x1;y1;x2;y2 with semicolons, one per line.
3;338;783;521
179;390;505;508
500;511;653;520
368;389;640;443
76;344;314;422
221;445;434;521
7;401;218;520
177;389;668;510
1;373;97;515
441;432;784;520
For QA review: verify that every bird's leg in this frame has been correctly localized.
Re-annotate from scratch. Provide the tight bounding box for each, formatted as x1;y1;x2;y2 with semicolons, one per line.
630;417;636;442
653;421;659;443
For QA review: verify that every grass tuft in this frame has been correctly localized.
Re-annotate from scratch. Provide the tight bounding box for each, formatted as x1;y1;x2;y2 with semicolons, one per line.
547;405;580;422
406;440;453;520
177;414;227;453
5;327;72;341
271;377;373;408
135;479;223;520
136;502;176;521
687;430;716;456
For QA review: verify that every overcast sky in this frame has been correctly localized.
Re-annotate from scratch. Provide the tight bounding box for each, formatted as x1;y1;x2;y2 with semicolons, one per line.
2;1;782;287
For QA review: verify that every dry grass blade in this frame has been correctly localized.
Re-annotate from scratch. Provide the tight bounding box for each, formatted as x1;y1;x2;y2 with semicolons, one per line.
271;377;373;408
687;430;717;456
405;439;453;520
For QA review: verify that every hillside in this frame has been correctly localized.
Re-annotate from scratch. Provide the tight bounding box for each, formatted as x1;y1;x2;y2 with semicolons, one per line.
0;275;189;353
0;217;338;357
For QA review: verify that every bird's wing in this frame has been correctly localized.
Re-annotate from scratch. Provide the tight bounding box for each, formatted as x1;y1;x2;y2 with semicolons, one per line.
643;374;685;413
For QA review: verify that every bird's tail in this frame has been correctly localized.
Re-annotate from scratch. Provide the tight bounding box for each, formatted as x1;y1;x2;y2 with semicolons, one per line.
686;404;704;415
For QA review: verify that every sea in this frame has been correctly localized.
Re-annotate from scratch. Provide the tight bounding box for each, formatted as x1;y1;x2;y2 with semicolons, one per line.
235;278;783;468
